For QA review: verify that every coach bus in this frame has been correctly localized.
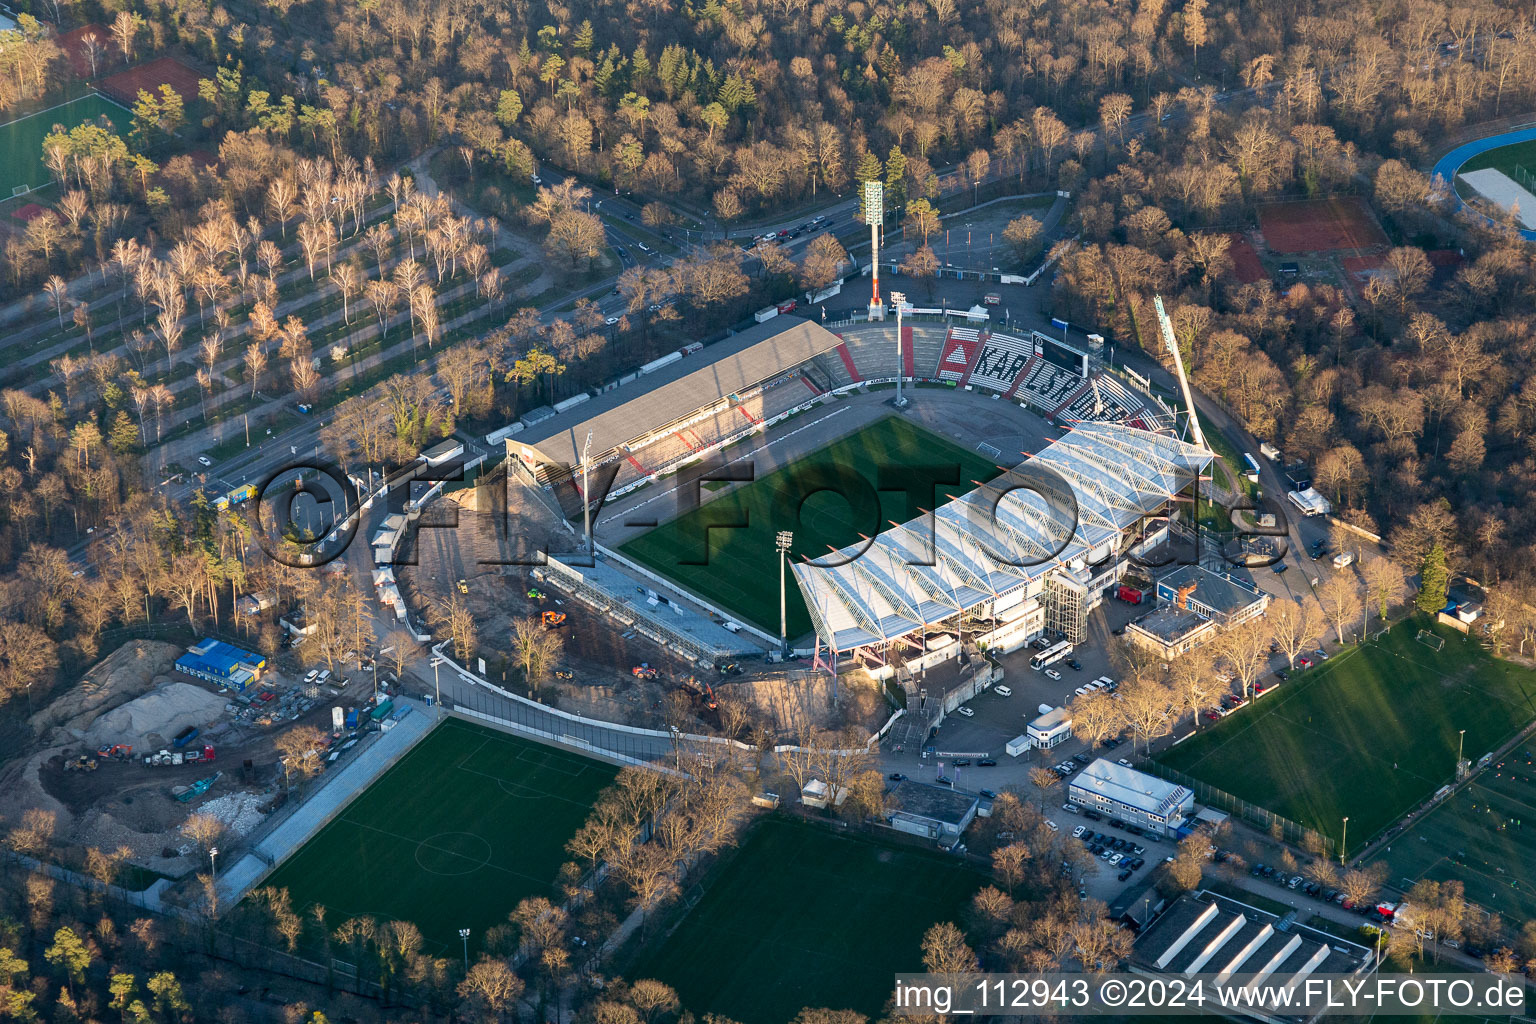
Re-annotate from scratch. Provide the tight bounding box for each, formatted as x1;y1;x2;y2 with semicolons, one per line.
1242;453;1261;483
1031;640;1073;671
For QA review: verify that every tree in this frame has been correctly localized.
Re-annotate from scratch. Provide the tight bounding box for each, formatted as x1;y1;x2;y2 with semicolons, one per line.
1168;832;1213;892
903;199;940;243
0;622;58;705
1214;615;1271;699
458;957;523;1022
1416;543;1449;614
1317;575;1364;643
1269;598;1323;669
275;724;329;787
1118;676;1176;753
44;927;92;998
1069;690;1123;748
1003;215;1043;260
1029;766;1059;807
898;245;941;297
511;615;563;688
1167;649;1216;728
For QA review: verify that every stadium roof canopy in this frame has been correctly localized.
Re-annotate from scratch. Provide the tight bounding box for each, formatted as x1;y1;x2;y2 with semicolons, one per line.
791;422;1213;651
516;318;842;467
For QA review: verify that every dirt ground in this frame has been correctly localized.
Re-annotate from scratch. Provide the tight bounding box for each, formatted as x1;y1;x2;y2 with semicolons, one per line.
1;639;362;879
401;479;889;738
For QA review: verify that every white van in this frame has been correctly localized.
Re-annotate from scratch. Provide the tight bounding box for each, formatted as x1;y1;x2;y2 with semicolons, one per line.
1332;551;1356;569
316;669;332;685
994;685;1012;697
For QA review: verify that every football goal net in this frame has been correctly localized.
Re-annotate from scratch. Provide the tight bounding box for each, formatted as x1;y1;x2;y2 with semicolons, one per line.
1415;629;1445;651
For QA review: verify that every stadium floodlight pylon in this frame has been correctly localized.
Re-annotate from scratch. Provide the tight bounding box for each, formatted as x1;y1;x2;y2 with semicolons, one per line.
1154;294;1210;454
866;180;884;321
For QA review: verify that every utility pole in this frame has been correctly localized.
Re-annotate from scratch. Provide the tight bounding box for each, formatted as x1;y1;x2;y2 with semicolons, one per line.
891;291;908;408
1340;815;1349;866
776;531;794;655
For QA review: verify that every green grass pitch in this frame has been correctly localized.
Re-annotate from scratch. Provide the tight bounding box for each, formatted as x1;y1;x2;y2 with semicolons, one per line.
0;94;128;195
1158;618;1536;852
1459;139;1536;183
619;415;1003;638
1368;744;1536;922
258;718;617;955
630;817;987;1024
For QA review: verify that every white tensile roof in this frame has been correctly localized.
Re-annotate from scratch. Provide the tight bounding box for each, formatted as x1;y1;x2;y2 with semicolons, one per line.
791;421;1212;651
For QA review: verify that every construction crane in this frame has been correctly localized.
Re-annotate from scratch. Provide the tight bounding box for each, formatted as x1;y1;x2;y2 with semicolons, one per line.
1154;294;1210;453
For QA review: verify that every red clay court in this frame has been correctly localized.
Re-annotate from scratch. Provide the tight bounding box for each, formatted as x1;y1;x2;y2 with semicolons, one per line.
96;56;202;106
1256;196;1389;253
55;24;110;78
1226;232;1267;284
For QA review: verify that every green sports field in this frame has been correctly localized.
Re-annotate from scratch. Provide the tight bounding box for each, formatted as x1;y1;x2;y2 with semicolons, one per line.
1159;619;1536;853
1459;139;1536;183
1368;744;1536;921
619;415;1003;638
258;718;617;955
631;817;987;1024
0;94;127;196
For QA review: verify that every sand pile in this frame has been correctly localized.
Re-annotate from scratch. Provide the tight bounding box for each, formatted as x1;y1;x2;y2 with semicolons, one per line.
81;683;226;751
33;641;182;737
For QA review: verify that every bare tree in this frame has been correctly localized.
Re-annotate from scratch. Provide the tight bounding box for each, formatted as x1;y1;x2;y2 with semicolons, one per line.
511;614;563;688
1317;575;1364;644
1269;598;1323;669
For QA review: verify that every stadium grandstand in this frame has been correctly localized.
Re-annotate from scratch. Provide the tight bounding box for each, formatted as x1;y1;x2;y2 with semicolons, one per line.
500;313;1191;672
791;421;1212;674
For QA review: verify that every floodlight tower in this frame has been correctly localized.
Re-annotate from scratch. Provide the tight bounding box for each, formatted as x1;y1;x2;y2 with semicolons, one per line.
866;180;885;321
891;291;909;408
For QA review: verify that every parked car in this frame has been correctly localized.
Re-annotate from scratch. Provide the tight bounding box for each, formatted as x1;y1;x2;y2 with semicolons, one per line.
952;759;971;767
994;686;1013;697
1067;659;1083;670
978;759;997;767
888;773;907;781
1072;825;1086;838
935;776;952;786
1045;669;1062;680
1118;868;1133;881
1073;753;1092;764
957;706;975;717
979;789;997;800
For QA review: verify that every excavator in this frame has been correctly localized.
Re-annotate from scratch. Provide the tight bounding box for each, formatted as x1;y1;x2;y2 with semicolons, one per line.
96;744;134;761
541;610;567;627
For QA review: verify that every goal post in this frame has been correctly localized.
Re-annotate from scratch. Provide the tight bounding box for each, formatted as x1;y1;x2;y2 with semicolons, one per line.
1415;629;1445;651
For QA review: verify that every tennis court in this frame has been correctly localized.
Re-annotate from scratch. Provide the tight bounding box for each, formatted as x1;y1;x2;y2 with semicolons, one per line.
619;415;1002;637
0;94;127;197
631;817;987;1024
258;718;617;955
1160;619;1536;851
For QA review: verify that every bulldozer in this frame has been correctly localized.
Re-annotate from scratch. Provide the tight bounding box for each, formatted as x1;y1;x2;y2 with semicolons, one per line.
541;610;567;627
63;755;98;772
96;744;134;761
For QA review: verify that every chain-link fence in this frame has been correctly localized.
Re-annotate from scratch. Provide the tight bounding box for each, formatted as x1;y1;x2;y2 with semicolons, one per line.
1142;760;1336;859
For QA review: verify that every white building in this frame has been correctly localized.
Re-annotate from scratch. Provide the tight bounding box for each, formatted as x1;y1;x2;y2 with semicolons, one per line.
1069;758;1193;836
1028;706;1073;749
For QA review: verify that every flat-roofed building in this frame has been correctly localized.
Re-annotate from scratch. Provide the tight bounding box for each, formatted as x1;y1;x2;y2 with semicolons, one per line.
1069;758;1193;835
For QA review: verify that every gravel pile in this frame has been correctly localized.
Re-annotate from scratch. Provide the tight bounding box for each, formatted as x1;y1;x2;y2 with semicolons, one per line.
81;682;226;750
191;792;267;837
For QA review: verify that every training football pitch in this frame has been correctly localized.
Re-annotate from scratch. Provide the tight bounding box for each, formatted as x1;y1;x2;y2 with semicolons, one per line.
619;415;1003;638
0;94;127;196
1368;745;1536;921
630;817;987;1024
1159;619;1536;852
259;718;617;954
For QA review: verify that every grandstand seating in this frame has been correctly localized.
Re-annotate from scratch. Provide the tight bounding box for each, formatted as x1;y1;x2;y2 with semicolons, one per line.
846;325;902;380
909;325;947;378
966;330;1034;393
1015;359;1081;412
815;351;857;390
936;326;983;382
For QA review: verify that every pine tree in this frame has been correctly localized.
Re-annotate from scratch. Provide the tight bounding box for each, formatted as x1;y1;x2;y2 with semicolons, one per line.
107;410;140;455
884;145;909;207
1416;543;1449;614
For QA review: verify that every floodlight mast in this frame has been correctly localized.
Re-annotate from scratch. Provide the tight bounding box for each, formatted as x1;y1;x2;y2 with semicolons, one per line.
1154;294;1208;453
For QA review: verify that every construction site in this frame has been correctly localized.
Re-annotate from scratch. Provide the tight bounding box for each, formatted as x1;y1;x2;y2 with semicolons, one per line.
0;638;383;889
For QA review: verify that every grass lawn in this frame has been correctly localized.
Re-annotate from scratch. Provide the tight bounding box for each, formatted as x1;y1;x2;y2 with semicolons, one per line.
1459;139;1536;182
631;817;987;1024
0;94;128;195
618;415;1002;637
1159;619;1536;852
258;718;616;955
1367;743;1536;921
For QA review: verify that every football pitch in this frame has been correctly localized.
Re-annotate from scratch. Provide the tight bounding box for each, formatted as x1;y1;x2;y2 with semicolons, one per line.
1459;139;1536;182
258;718;617;954
619;415;1003;638
1368;745;1536;921
630;817;987;1024
1159;619;1536;852
0;94;127;196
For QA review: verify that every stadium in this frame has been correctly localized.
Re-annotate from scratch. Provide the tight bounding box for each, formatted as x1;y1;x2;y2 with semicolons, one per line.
502;310;1213;677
